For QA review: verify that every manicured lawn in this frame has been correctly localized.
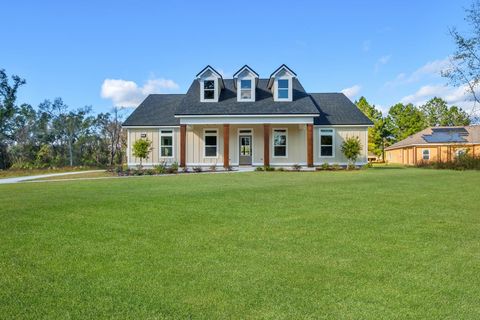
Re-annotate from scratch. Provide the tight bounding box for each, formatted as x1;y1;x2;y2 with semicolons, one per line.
1;168;479;319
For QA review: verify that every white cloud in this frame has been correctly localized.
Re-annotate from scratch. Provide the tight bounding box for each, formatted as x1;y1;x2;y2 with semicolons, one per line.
341;85;361;99
385;57;451;87
101;78;180;107
400;84;478;112
374;55;391;72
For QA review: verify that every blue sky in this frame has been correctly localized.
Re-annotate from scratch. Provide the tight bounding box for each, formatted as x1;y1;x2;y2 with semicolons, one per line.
2;0;475;115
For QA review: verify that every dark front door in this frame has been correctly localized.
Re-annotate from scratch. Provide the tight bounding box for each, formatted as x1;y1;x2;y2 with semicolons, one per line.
239;135;252;165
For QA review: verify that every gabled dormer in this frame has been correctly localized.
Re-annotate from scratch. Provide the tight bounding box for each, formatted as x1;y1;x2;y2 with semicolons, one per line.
267;64;297;102
196;65;225;102
233;65;259;102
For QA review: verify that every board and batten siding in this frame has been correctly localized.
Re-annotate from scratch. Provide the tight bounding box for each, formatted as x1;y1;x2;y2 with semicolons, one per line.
386;144;480;164
313;126;369;165
127;128;180;166
127;125;370;166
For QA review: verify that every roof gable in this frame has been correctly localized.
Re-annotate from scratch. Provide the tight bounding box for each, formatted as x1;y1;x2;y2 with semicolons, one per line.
196;65;225;88
268;64;296;89
233;65;259;78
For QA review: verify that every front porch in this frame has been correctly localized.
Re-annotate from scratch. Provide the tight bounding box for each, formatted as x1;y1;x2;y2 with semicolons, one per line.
179;123;314;168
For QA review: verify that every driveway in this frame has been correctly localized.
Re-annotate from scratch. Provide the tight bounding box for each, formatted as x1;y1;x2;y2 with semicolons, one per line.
0;170;105;184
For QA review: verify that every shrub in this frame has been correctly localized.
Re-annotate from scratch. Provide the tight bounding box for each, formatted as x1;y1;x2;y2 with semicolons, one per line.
341;136;362;167
331;164;342;171
417;154;480;170
144;169;155;175
292;164;301;171
255;166;264;171
321;162;330;170
265;166;275;171
170;161;179;173
209;165;217;172
277;167;285;171
153;163;166;174
193;166;202;173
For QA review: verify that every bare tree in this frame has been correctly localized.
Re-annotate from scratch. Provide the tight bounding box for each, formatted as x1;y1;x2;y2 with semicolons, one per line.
442;0;480;122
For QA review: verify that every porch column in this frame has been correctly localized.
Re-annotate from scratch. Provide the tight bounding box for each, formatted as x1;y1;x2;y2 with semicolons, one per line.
307;123;313;167
223;124;230;168
413;146;417;164
180;124;186;167
263;124;270;166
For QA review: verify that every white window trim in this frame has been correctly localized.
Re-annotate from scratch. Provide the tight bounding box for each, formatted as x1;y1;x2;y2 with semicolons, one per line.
203;128;218;158
422;149;430;160
238;128;254;160
159;129;174;159
275;78;292;102
202;79;216;102
319;128;335;158
272;128;288;158
238;79;254;102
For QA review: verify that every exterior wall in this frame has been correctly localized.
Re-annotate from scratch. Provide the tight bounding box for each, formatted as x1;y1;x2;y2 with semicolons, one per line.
127;128;180;166
127;124;371;167
386;144;480;164
270;124;307;165
186;125;224;166
313;126;369;165
227;124;264;165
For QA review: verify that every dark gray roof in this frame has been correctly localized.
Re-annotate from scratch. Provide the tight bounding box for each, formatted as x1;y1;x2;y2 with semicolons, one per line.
122;83;374;127
310;93;373;126
122;94;183;126
175;78;319;115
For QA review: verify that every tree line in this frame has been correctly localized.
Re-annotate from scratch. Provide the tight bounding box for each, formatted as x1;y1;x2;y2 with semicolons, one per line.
355;96;471;159
0;69;126;170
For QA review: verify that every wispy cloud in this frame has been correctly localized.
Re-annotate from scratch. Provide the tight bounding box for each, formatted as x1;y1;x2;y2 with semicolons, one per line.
374;55;391;73
101;77;179;107
385;57;451;87
400;84;478;111
341;85;361;99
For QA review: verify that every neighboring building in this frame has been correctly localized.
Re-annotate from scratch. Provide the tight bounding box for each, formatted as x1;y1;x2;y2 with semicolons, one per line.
385;126;480;165
123;65;373;168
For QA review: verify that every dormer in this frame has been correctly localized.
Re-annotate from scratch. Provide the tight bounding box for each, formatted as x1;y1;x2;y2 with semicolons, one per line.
267;64;297;102
233;65;259;102
196;65;225;102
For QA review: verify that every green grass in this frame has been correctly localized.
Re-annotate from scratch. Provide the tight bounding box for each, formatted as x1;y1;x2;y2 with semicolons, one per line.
1;168;479;319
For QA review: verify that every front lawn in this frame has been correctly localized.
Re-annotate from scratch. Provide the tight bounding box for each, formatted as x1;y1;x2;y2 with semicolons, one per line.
1;168;479;319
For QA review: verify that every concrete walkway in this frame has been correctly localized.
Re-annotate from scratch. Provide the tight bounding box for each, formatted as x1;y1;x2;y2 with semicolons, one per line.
0;170;105;184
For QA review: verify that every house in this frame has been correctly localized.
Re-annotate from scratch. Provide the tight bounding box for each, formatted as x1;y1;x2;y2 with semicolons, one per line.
385;126;480;165
123;65;373;168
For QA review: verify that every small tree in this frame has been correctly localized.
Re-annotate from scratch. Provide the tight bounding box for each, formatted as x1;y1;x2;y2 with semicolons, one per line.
341;136;362;168
132;138;152;168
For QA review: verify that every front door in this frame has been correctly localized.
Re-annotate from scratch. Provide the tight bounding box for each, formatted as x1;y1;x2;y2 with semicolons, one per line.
239;135;252;165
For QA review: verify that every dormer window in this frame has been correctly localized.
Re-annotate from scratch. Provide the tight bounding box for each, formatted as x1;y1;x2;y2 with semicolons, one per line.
233;65;258;102
196;65;225;103
268;64;296;102
240;79;252;100
203;80;215;100
277;79;289;99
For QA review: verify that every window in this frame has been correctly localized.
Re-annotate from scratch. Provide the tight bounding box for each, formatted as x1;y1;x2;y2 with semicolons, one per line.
160;130;173;157
203;80;215;100
422;149;430;160
204;129;218;157
320;129;334;157
455;149;466;157
273;129;287;157
240;79;252;100
277;79;289;99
